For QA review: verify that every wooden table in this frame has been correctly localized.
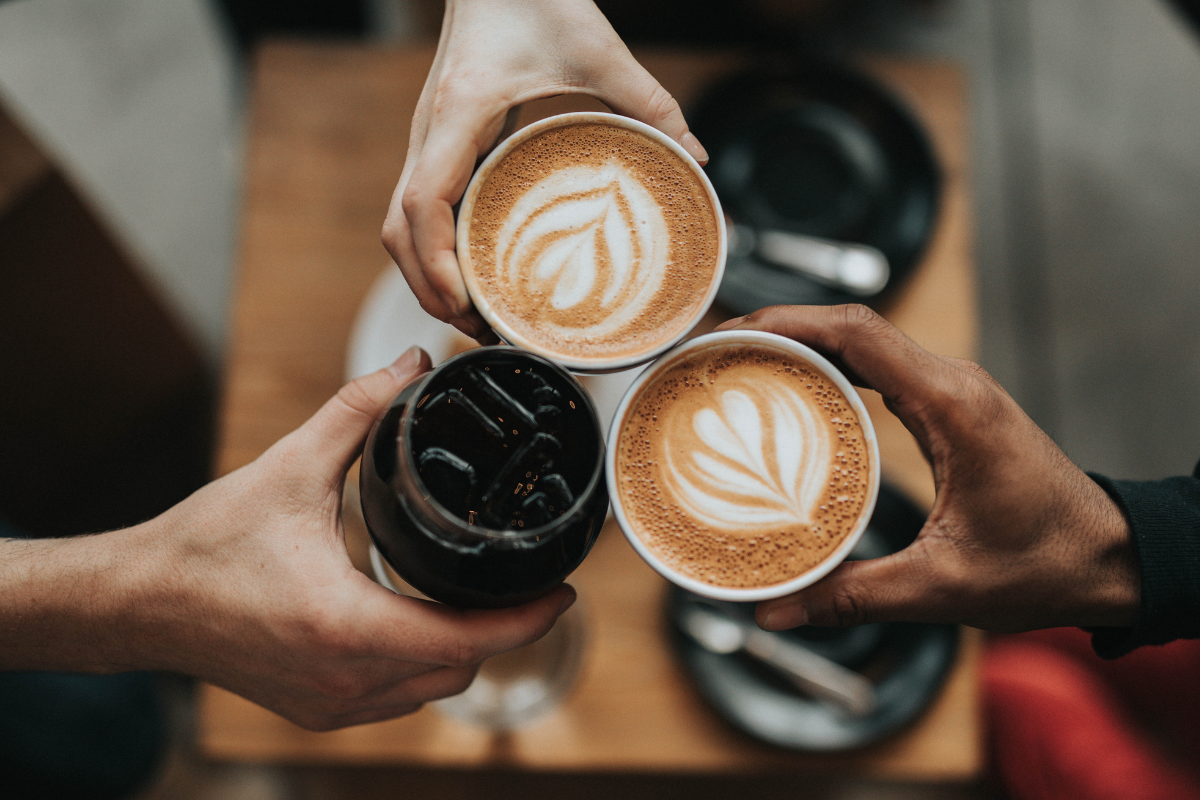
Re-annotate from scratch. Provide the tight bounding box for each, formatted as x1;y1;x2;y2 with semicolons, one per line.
202;42;979;781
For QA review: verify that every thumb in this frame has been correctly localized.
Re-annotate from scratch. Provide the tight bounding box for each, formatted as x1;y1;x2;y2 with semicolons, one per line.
286;346;432;488
589;51;709;165
755;546;939;629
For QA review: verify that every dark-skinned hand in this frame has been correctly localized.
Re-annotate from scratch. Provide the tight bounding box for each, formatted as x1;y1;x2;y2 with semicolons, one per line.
715;305;1139;634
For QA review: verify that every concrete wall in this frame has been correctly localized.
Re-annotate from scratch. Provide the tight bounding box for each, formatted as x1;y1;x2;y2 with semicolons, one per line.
834;0;1200;481
0;0;241;363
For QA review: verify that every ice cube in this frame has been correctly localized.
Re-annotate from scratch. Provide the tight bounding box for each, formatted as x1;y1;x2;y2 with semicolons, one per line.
414;389;504;441
534;404;562;433
463;367;538;432
416;447;476;516
538;473;574;513
479;432;563;527
526;370;561;406
520;492;553;527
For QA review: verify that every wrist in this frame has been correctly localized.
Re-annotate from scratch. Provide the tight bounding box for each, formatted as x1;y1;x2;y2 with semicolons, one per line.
1080;481;1140;628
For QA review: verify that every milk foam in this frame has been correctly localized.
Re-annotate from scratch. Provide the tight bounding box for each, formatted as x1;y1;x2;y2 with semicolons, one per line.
495;163;669;338
667;385;832;530
466;123;720;362
615;345;871;589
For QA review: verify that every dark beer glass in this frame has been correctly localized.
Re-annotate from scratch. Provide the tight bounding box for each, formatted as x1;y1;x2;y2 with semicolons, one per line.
359;347;608;608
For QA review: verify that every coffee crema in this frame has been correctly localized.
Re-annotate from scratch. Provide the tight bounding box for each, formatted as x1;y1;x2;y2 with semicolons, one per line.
615;344;871;589
464;122;720;363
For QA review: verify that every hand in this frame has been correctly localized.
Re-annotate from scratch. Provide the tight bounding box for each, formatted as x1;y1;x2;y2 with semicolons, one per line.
715;306;1140;634
382;0;708;339
2;346;575;731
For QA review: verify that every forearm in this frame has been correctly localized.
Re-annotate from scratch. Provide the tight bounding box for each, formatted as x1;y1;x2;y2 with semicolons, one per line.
0;523;162;672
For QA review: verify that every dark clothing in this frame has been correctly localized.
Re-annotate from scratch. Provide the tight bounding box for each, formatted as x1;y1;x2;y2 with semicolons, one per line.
1088;460;1200;658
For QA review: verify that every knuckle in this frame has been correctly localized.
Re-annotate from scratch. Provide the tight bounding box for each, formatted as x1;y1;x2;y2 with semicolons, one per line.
828;589;867;627
437;634;483;668
947;357;1005;395
424;266;458;296
925;377;965;420
644;84;681;125
380;219;406;257
743;304;790;331
946;356;987;379
429;82;472;119
415;293;449;320
400;182;428;221
836;303;883;332
927;363;999;434
333;378;379;422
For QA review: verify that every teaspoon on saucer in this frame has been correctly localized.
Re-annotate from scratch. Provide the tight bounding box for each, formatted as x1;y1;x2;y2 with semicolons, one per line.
679;602;878;717
726;219;890;297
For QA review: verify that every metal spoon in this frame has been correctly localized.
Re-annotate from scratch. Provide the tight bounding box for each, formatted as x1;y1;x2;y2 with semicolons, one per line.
679;603;877;716
726;219;890;297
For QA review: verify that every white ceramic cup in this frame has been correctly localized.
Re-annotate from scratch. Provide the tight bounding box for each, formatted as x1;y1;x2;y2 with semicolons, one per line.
605;330;882;602
456;111;727;374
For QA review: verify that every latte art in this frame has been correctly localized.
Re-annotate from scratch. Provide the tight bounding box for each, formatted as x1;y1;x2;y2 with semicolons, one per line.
464;121;721;365
669;384;832;530
616;344;872;590
497;163;668;336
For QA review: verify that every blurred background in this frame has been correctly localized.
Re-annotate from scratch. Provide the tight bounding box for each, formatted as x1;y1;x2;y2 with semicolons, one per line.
1;0;1198;798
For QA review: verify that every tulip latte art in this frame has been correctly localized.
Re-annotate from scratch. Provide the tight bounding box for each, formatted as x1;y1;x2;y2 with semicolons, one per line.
616;345;872;589
465;123;720;363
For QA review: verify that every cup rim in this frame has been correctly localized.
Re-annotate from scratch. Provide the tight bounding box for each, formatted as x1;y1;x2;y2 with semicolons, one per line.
455;111;727;374
604;330;882;602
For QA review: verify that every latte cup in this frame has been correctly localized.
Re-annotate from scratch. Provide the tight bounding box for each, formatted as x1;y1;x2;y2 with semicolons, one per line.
456;112;727;373
606;330;881;602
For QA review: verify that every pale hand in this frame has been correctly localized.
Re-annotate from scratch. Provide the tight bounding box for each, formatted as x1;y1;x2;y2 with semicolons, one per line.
382;0;708;339
0;347;574;731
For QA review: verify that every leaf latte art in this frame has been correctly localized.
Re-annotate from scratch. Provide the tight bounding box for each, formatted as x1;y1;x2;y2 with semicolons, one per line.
667;385;832;531
465;123;720;363
616;345;873;589
495;163;669;335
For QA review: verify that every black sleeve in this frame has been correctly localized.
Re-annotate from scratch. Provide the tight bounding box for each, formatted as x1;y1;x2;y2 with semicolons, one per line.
1086;460;1200;658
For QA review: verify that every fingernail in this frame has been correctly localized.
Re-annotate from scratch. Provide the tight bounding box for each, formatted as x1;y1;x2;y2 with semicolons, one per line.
391;346;424;376
716;315;747;331
760;603;806;631
556;589;577;617
680;131;709;165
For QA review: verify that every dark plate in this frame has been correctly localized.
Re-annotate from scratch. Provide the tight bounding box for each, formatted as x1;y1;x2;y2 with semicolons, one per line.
689;59;941;312
667;483;959;751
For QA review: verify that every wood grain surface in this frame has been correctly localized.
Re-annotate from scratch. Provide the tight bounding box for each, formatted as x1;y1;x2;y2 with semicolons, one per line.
201;42;979;780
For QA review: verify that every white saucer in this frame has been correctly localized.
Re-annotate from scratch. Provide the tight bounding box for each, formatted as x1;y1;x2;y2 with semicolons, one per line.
345;266;645;431
345;267;472;381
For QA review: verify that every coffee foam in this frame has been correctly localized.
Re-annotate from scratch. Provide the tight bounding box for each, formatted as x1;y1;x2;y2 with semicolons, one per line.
466;123;720;361
615;345;870;589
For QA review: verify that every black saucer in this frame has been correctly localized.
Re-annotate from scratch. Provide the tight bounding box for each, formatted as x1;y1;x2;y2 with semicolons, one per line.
667;484;959;751
690;60;941;312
